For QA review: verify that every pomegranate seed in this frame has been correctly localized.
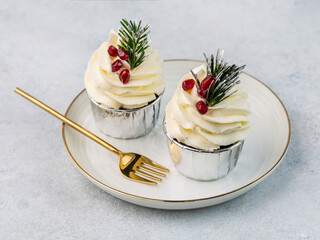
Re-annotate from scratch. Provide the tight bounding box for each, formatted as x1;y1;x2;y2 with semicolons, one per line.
111;59;123;72
118;49;129;60
200;75;216;89
108;45;118;57
182;79;195;91
119;69;130;84
197;87;208;99
196;101;208;115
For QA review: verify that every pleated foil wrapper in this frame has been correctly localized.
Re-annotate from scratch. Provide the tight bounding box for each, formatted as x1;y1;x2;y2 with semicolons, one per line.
88;92;163;139
163;120;244;181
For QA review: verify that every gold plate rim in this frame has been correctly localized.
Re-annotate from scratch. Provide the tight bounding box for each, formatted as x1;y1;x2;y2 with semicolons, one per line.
62;59;291;203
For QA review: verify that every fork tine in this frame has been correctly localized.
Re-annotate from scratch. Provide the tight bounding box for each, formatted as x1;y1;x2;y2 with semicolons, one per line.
142;157;170;172
139;165;166;177
128;172;157;185
135;169;162;182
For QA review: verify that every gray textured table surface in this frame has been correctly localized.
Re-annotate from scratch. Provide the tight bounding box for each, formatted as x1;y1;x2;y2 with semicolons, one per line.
1;0;319;239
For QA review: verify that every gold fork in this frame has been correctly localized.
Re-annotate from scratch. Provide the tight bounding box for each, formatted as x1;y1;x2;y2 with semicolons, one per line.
15;88;170;185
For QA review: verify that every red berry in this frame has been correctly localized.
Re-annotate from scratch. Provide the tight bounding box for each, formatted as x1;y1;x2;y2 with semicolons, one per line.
108;45;118;57
111;59;123;72
200;75;215;89
119;69;130;84
197;87;208;99
196;101;208;115
118;49;129;60
182;79;195;91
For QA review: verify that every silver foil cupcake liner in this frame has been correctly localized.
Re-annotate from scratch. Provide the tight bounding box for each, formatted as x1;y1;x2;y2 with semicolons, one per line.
163;120;244;181
88;92;163;139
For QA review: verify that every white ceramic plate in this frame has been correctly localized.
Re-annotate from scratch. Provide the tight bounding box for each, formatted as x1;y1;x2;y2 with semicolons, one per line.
62;60;290;210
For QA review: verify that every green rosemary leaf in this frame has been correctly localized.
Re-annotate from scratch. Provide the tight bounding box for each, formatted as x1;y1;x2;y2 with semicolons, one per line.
137;21;141;31
191;70;201;87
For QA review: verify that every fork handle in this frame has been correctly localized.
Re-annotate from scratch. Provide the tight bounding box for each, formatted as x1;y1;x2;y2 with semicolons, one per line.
14;88;120;156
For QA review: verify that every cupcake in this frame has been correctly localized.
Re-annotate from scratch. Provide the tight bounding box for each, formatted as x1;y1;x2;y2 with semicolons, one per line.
164;50;250;180
85;19;164;139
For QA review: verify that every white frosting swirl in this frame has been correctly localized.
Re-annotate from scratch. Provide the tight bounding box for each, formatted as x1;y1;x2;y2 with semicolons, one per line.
85;29;164;109
165;65;250;151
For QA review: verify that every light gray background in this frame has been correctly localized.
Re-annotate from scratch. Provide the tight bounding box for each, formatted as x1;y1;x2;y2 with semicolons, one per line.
1;0;319;239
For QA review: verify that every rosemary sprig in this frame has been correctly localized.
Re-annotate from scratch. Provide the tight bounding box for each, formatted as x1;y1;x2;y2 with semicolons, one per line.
203;50;245;107
118;19;150;70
